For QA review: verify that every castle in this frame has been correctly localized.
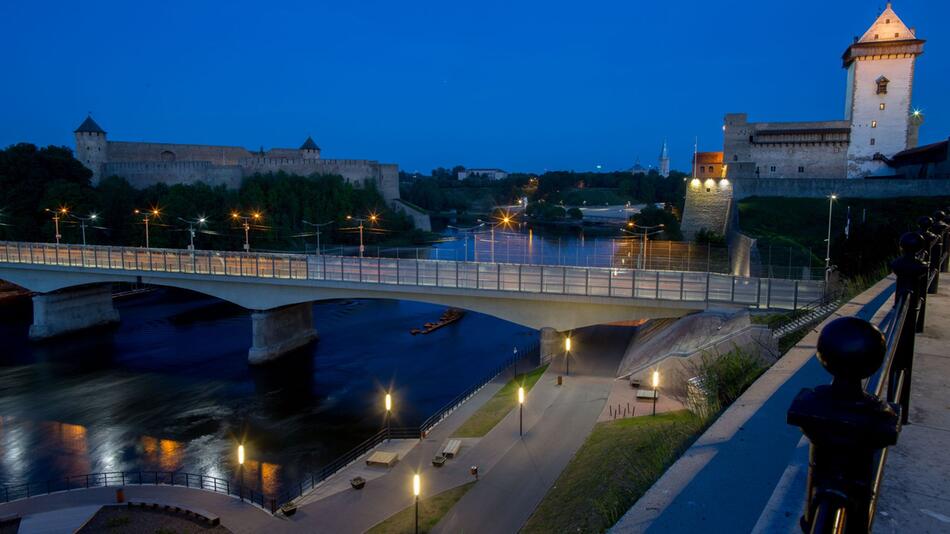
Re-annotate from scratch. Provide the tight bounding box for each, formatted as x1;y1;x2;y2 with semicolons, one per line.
724;3;924;181
681;3;938;241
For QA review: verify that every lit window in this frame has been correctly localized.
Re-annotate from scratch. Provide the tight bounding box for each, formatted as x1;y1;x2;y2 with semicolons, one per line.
871;121;878;128
880;103;886;111
876;76;889;95
870;138;876;146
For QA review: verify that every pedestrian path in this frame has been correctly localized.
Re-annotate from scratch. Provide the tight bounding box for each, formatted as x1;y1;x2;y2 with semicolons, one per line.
17;505;101;534
611;277;896;533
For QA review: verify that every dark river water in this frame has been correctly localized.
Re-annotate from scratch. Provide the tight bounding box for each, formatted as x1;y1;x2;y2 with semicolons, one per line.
0;289;535;498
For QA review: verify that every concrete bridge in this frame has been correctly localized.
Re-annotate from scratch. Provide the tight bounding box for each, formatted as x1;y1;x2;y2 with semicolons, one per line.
0;241;823;363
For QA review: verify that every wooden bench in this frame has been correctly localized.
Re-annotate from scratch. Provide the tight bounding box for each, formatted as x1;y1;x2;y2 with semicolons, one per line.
366;451;399;467
442;439;462;458
127;501;220;526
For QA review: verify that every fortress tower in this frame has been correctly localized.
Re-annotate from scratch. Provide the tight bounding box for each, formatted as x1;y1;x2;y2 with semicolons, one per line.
844;2;925;178
299;136;321;159
658;140;670;177
74;115;108;183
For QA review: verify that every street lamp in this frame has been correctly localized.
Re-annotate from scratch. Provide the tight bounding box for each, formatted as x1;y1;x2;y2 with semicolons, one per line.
385;392;392;440
178;217;207;251
346;213;379;258
518;386;525;437
232;212;262;252
45;207;69;244
413;473;421;534
447;223;485;262
134;208;160;249
302;219;334;255
622;223;665;270
825;194;838;285
564;336;572;376
652;370;660;416
238;444;245;502
68;212;98;246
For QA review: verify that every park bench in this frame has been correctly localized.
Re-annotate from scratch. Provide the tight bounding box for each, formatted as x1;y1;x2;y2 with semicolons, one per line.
365;451;399;467
442;439;462;458
127;501;220;526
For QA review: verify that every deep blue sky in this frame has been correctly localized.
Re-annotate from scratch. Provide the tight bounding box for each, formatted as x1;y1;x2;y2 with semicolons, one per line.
1;1;946;174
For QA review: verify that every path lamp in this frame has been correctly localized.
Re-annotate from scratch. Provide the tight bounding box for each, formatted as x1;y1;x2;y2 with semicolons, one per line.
825;194;838;286
564;337;572;376
302;220;334;256
232;212;262;252
238;444;245;502
413;473;421;534
69;213;98;246
45;207;68;244
385;392;392;440
652;370;660;416
178;217;207;251
134;208;160;249
518;386;525;437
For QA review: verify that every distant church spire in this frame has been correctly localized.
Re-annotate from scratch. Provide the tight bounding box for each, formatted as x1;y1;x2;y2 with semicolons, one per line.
658;140;670;177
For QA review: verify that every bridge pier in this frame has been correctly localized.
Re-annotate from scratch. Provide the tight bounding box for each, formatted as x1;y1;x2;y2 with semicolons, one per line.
248;303;318;364
539;327;567;364
29;284;120;340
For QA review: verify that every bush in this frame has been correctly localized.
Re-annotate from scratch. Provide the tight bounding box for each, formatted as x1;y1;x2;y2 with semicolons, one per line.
670;348;767;418
695;228;726;245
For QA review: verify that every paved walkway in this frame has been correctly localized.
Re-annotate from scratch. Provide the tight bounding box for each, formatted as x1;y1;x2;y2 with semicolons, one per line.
876;283;950;533
612;277;896;533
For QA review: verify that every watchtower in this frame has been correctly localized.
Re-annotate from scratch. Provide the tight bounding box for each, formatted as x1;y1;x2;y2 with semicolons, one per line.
74;115;108;184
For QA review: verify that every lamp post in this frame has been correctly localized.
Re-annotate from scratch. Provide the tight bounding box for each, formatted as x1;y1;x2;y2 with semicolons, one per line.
413;474;421;534
232;212;262;252
518;386;525;437
447;223;485;262
652;370;660;416
46;208;68;244
564;337;572;376
346;214;378;258
621;224;664;270
238;444;245;502
134;208;160;249
69;213;97;246
385;392;392;440
302;220;334;256
825;194;837;285
178;217;207;251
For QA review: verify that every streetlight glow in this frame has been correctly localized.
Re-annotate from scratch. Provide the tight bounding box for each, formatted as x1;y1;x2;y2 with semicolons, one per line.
565;337;571;352
652;370;660;389
518;386;525;405
385;393;392;412
413;474;420;497
238;444;245;465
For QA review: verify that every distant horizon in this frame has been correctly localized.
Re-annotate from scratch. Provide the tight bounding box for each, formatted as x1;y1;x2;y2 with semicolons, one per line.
1;0;947;175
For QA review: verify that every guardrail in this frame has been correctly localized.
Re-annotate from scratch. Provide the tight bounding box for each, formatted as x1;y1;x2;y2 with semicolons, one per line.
786;208;949;534
0;241;823;311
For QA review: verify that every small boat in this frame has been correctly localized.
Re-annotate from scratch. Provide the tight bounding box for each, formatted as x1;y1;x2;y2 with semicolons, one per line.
410;308;465;335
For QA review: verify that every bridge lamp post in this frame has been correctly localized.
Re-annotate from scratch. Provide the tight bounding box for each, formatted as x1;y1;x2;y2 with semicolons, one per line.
518;386;525;437
825;194;838;286
178;217;207;251
385;392;392;440
447;223;485;262
302;220;334;256
237;444;245;502
621;225;664;270
134;209;160;248
46;208;68;244
232;212;262;252
68;213;97;246
346;214;378;258
412;473;421;534
652;370;660;416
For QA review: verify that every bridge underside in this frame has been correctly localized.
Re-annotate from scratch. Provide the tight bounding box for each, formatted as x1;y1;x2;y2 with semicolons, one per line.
0;264;714;363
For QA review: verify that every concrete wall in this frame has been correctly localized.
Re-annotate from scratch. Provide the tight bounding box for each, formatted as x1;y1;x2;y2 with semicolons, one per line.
680;179;733;240
392;200;432;232
728;232;756;277
29;284;119;339
248;303;318;364
731;177;950;199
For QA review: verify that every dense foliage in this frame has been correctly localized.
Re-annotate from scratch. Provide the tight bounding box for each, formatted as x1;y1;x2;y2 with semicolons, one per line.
0;143;422;250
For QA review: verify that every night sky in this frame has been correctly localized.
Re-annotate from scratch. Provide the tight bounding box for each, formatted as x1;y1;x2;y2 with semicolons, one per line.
1;0;946;174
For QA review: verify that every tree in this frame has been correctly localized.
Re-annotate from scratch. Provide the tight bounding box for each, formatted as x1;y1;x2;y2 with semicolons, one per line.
567;207;583;220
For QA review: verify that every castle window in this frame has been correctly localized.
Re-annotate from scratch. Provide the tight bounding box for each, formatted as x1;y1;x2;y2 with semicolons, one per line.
870;138;876;146
871;120;878;128
798;166;805;173
885;19;890;24
874;34;879;40
708;166;714;172
895;33;900;38
700;166;705;173
876;76;889;95
880;103;886;110
770;166;776;173
161;150;176;162
733;155;738;161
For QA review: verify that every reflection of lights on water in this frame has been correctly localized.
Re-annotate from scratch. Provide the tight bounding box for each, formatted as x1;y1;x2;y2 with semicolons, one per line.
1;416;28;481
141;435;184;472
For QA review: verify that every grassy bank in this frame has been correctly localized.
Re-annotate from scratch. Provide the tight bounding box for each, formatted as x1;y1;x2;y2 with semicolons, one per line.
366;482;476;534
451;364;548;438
521;411;705;533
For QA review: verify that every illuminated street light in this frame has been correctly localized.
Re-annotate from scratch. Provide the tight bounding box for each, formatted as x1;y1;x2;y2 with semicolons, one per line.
564;337;572;376
178;217;207;251
385;392;392;440
238;444;245;502
133;208;160;249
518;385;526;437
413;473;421;534
347;213;379;258
825;194;837;286
652;370;660;416
232;211;262;252
67;212;98;246
45;207;68;244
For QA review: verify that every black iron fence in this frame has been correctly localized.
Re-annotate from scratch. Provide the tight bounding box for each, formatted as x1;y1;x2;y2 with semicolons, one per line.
1;342;540;514
787;209;949;533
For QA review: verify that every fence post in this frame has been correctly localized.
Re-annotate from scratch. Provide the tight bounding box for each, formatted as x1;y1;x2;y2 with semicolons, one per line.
786;317;899;533
793;280;799;310
680;272;685;301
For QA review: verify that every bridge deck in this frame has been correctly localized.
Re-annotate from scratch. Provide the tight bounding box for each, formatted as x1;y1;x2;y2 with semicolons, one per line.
0;242;822;311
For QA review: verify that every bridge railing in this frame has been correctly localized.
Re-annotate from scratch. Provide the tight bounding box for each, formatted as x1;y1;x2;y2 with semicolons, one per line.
786;209;949;534
0;241;823;310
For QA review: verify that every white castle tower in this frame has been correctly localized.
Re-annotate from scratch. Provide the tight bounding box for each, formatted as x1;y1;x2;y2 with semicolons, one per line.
844;2;924;178
658;140;670;177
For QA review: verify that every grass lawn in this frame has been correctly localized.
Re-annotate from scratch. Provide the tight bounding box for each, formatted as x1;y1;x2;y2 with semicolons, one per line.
451;364;549;438
521;411;706;534
366;482;476;534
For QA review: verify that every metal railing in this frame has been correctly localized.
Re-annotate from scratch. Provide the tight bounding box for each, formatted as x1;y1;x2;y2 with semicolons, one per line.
787;208;949;534
0;241;823;311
